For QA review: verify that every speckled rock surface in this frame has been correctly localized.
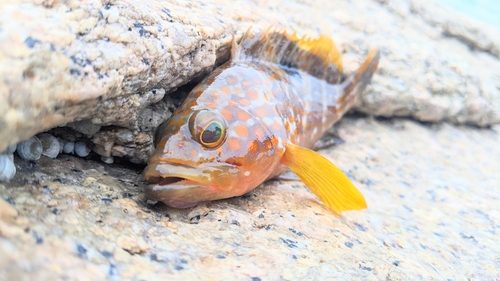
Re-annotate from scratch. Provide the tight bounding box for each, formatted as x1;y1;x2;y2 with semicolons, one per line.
1;117;499;280
1;0;500;162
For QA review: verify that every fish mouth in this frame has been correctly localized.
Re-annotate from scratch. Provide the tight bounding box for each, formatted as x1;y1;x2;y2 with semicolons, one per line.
143;162;239;208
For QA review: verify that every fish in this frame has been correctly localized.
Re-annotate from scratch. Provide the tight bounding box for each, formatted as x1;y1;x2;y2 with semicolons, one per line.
143;27;380;214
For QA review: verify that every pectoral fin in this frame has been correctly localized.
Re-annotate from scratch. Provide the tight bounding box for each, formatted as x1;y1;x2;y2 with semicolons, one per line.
281;143;367;214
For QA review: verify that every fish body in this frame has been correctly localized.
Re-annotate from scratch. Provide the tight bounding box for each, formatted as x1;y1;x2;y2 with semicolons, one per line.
143;28;380;213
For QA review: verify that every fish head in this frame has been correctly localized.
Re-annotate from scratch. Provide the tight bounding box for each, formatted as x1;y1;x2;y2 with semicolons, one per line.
143;80;285;208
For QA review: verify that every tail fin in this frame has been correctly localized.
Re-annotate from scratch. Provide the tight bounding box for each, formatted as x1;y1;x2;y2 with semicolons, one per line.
336;49;381;116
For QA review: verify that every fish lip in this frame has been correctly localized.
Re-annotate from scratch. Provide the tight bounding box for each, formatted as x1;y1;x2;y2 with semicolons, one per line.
143;163;203;185
143;161;236;185
143;161;239;208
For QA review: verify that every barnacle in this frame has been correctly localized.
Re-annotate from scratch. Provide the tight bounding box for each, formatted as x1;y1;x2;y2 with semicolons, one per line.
63;141;75;154
38;133;61;159
101;156;114;164
75;142;91;157
16;136;43;161
0;154;16;182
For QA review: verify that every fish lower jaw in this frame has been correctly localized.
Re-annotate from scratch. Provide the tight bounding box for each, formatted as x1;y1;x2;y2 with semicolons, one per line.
144;180;213;207
144;179;243;209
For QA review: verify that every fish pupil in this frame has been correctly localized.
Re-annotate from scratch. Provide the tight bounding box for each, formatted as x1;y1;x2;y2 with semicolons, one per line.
201;122;222;144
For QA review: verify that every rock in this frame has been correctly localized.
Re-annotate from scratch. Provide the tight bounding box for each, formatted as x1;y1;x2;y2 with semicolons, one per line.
0;0;500;279
67;120;102;135
0;117;499;279
0;198;18;220
0;221;25;238
0;0;232;154
116;235;149;254
1;0;499;163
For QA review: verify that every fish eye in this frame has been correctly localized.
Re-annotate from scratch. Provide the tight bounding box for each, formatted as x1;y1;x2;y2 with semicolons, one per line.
189;110;227;149
201;121;223;146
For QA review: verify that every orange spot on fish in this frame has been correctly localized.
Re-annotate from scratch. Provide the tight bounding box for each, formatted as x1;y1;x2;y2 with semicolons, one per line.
271;120;282;131
186;99;198;108
175;117;184;127
253;126;266;142
238;98;251;107
210;90;220;99
271;135;279;146
234;87;242;95
284;122;290;131
221;108;233;121
237;110;251;122
229;100;238;108
247;140;258;153
270;72;281;80
234;125;249;137
226;75;239;85
256;107;268;118
220;86;231;95
264;139;273;150
205;75;216;85
252;76;262;85
178;141;185;148
190;149;198;157
205;100;217;109
242;80;252;88
228;137;241;151
247;90;259;100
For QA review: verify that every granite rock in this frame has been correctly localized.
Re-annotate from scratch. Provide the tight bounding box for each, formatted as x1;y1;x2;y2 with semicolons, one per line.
1;0;500;162
1;0;500;279
1;117;499;279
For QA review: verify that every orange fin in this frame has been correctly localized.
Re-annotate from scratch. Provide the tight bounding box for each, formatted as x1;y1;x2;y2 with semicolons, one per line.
234;27;343;84
281;143;367;214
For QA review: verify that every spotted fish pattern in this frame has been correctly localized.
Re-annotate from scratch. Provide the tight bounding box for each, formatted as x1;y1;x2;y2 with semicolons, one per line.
143;28;380;213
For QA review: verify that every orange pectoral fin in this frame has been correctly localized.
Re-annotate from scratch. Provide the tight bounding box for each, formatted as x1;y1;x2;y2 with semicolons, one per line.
281;143;367;214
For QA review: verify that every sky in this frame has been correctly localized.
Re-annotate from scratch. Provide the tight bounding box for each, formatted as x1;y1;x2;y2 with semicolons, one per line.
435;0;500;27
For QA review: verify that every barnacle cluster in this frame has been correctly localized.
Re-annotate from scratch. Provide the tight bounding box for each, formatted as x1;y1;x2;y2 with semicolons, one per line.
0;133;92;182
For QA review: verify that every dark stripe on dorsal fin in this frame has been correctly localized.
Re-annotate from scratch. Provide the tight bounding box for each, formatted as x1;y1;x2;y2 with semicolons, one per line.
232;27;343;84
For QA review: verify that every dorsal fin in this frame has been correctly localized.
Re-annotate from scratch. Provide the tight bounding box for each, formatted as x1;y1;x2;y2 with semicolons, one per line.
232;27;343;84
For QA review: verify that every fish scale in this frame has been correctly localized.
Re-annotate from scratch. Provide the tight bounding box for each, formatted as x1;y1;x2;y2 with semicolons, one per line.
143;28;380;214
